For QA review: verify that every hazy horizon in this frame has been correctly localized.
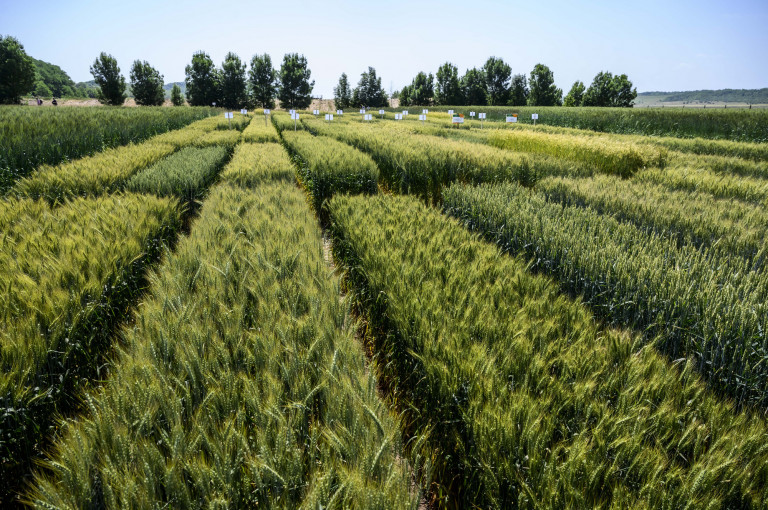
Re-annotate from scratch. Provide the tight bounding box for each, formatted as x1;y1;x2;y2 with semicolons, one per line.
3;0;766;97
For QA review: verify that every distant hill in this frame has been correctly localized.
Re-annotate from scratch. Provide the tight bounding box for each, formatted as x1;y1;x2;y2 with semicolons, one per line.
30;58;78;98
163;81;186;99
638;88;768;104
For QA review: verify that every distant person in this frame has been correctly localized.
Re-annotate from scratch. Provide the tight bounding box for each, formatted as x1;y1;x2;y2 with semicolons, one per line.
51;98;58;106
36;97;42;106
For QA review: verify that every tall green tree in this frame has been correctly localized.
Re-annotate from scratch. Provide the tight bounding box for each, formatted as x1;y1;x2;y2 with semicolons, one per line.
130;60;164;106
333;72;352;110
0;35;35;104
248;53;276;109
407;71;434;105
185;51;221;106
90;52;126;106
170;83;185;106
582;71;615;107
612;74;637;107
509;74;529;106
435;62;463;105
563;80;585;107
352;67;387;107
399;84;412;106
528;63;562;106
220;52;248;109
483;56;511;105
277;53;314;110
461;68;486;106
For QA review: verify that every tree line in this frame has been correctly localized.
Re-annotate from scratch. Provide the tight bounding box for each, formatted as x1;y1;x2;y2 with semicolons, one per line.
90;51;314;109
1;34;635;108
386;57;636;107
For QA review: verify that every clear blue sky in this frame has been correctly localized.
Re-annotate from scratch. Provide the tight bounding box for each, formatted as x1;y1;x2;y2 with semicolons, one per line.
2;0;766;96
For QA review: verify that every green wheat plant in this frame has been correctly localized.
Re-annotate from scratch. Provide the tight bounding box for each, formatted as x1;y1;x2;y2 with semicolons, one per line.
281;131;378;214
328;192;768;508
29;182;418;509
220;142;296;187
0;106;216;192
126;146;230;202
0;193;181;497
443;181;768;406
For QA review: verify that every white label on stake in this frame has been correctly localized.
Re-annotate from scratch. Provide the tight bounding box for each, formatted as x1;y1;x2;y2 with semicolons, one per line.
422;109;428;114
264;109;270;115
452;116;464;124
470;111;476;117
379;109;385;115
506;116;517;123
360;109;366;114
364;114;372;120
479;113;486;119
291;113;300;120
325;113;333;120
289;109;296;115
395;113;402;120
532;113;539;120
447;109;454;115
313;109;319;115
240;109;247;115
224;112;233;119
402;110;408;116
337;110;343;115
419;114;426;121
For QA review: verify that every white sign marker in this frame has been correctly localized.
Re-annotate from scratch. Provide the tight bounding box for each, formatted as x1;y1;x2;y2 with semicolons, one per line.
360;108;366;114
419;114;426;121
447;109;454;115
224;112;233;119
532;113;539;120
479;113;486;119
313;109;319;115
325;113;334;121
240;109;248;115
395;113;402;120
379;109;385;115
337;109;343;115
452;116;464;124
289;109;296;115
470;111;476;117
422;109;428;114
364;114;372;121
291;113;300;120
402;110;408;116
506;115;517;123
264;109;271;115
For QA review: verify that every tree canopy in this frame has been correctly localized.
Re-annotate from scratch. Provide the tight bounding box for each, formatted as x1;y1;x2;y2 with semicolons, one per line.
563;80;586;107
249;53;277;109
582;71;636;107
509;74;529;106
277;53;314;110
333;72;352;110
185;51;221;107
435;62;463;105
461;68;486;106
170;83;185;106
90;52;126;106
528;63;562;106
220;52;248;109
0;35;35;104
130;60;164;106
483;56;511;105
352;67;387;108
